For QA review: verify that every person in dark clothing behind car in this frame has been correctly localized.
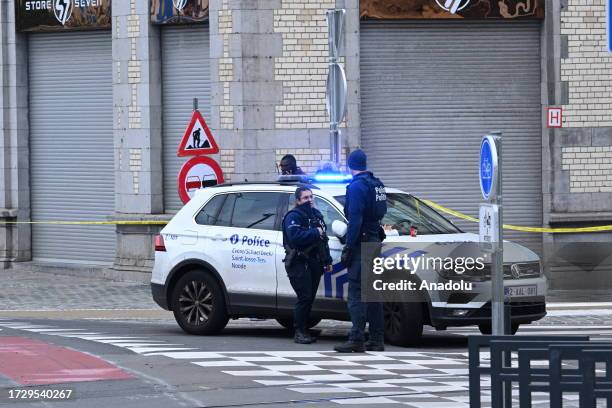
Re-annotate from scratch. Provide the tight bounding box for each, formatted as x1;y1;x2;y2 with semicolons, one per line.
279;154;306;175
334;149;387;353
282;186;333;344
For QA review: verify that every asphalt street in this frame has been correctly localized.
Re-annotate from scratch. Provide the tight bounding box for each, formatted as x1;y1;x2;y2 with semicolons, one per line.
1;268;612;407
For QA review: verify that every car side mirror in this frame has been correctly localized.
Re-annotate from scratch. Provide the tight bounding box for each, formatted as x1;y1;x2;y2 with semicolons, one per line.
331;220;348;239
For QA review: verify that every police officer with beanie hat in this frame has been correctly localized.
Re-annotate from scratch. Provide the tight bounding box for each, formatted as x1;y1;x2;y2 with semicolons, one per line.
334;149;387;353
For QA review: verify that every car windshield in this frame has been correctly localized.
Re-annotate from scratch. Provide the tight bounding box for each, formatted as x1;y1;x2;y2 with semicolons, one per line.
334;193;461;235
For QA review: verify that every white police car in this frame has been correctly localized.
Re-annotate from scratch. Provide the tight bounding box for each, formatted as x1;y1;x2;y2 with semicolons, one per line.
151;175;546;346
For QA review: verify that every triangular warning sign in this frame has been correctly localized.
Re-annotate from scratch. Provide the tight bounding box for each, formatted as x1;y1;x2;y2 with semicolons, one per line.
177;110;219;157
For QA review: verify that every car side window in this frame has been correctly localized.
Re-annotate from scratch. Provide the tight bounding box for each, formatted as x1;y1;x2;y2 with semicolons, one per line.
195;194;226;226
285;194;345;229
216;194;236;227
230;192;281;230
314;197;345;228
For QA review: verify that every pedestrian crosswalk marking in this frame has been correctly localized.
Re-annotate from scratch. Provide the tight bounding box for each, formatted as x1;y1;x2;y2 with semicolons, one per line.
0;320;607;407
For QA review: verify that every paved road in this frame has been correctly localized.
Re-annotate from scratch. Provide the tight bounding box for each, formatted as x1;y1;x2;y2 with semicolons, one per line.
2;314;612;407
2;268;612;407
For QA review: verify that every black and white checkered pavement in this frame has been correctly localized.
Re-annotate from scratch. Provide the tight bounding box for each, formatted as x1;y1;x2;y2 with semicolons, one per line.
3;319;612;406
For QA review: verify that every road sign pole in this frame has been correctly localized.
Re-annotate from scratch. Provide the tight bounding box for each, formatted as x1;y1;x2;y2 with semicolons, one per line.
330;124;340;164
326;9;346;166
193;97;198;112
489;132;504;336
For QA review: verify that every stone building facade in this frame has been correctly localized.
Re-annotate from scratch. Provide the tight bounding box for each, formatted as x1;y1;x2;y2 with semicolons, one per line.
0;0;610;288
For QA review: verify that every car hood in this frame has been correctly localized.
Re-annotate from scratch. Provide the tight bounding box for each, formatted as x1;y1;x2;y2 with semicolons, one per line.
382;232;539;263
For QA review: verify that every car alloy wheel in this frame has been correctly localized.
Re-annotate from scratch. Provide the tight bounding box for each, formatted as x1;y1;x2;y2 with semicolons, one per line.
171;269;229;335
384;302;403;339
383;301;424;346
178;280;213;326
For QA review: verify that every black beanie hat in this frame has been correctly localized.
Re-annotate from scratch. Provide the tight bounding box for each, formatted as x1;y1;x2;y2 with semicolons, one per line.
347;149;367;171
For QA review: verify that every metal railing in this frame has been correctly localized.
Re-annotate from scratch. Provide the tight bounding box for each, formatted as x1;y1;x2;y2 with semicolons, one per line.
467;335;612;407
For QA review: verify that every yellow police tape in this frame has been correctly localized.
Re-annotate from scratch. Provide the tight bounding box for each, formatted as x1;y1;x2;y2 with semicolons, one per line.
1;200;611;233
421;200;612;233
0;220;168;225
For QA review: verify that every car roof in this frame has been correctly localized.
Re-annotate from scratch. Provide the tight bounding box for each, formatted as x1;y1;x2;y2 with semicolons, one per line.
199;180;404;198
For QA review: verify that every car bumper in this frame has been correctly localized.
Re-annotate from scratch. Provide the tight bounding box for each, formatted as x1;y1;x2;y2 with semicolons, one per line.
151;283;169;310
430;298;546;328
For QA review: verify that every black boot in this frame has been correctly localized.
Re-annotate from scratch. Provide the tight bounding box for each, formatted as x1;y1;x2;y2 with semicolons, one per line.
294;329;314;344
334;340;365;353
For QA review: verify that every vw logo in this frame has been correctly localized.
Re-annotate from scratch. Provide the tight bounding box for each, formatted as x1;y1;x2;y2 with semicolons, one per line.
510;264;521;279
230;234;239;245
53;0;73;25
173;0;188;12
435;0;471;14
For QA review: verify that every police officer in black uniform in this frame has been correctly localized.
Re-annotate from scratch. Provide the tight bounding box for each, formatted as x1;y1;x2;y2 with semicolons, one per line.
282;186;333;344
334;149;387;353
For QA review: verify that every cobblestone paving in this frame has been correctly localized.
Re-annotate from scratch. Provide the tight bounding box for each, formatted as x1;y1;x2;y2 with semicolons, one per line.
2;268;612;328
0;268;156;310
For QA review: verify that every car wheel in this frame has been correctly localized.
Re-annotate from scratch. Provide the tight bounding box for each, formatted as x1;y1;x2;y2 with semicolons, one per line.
171;270;229;335
478;323;519;335
384;302;424;346
276;317;322;331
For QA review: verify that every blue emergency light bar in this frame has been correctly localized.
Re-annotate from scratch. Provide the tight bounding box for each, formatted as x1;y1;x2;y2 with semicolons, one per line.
313;173;352;183
276;172;352;184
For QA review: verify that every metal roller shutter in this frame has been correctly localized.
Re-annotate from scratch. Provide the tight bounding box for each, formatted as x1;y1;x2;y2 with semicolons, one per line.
29;32;115;264
360;20;543;253
161;25;211;212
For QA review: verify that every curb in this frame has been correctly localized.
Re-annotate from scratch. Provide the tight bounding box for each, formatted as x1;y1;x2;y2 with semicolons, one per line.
547;302;612;311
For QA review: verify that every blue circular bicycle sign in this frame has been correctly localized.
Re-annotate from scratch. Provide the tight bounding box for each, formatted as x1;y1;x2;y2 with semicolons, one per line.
479;135;498;201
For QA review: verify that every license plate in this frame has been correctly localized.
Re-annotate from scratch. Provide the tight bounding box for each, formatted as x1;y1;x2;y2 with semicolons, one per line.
505;285;537;297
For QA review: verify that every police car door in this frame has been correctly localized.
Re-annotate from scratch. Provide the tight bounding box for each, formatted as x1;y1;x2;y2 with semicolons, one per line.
276;194;347;308
212;191;282;298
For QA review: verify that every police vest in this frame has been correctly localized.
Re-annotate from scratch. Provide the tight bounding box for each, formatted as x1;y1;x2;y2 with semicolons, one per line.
345;173;387;223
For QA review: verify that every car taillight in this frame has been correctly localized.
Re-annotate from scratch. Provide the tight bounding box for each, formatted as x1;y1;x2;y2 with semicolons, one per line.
154;235;166;252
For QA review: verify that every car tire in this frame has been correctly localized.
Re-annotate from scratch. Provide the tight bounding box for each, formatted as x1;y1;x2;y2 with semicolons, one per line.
171;270;229;335
478;323;519;335
384;302;424;346
276;317;322;331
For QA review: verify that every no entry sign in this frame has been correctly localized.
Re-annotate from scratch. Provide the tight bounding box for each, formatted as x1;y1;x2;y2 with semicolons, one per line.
177;156;224;204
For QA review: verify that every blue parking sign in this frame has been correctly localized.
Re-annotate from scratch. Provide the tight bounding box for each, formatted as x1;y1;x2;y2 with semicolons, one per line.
479;136;498;201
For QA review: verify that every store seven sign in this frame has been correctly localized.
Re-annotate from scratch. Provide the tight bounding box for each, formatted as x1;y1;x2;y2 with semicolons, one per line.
435;0;471;14
25;0;102;9
173;0;187;11
25;0;102;25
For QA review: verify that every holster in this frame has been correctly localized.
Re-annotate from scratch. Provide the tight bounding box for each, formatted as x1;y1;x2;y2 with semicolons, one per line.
283;245;299;268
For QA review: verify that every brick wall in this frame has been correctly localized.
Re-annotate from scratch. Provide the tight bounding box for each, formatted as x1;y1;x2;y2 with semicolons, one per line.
218;0;234;130
560;0;612;127
562;146;612;193
126;0;142;130
220;150;235;182
129;148;142;194
275;149;346;174
274;0;335;129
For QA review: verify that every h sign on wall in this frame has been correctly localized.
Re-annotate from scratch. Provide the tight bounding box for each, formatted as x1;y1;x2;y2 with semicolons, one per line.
547;107;562;128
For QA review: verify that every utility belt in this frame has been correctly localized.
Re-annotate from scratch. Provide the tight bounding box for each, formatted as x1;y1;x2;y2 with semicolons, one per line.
283;243;321;269
360;225;386;243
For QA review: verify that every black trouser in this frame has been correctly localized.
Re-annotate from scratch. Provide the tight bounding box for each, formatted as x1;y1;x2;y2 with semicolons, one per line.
287;257;323;331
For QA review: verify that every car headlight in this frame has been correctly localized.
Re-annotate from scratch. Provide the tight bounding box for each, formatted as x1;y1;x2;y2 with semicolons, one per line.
435;267;487;282
439;262;542;281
